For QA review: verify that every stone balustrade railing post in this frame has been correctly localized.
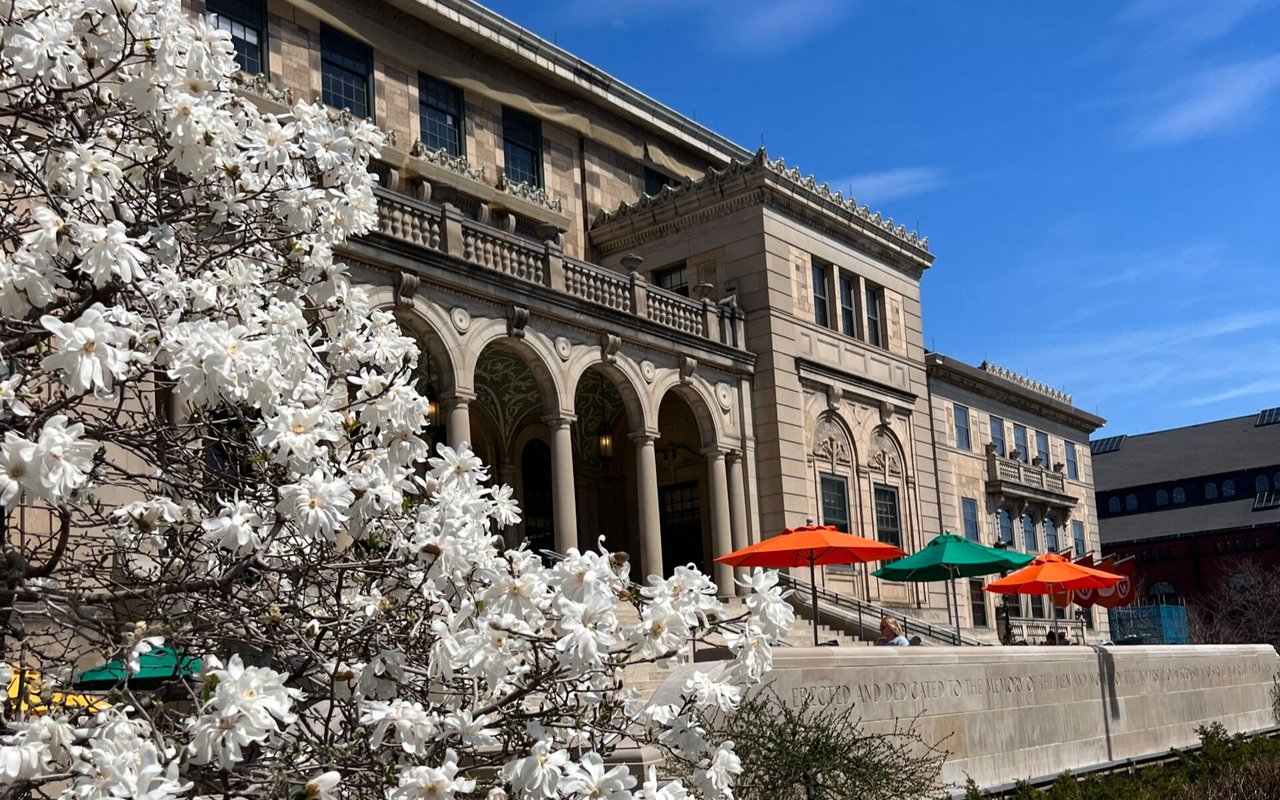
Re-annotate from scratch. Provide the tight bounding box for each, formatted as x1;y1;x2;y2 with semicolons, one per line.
440;203;465;259
629;271;648;318
544;240;566;292
701;299;716;341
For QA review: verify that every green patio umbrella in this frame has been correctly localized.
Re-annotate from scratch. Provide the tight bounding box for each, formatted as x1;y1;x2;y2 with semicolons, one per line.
72;647;203;690
872;532;1035;641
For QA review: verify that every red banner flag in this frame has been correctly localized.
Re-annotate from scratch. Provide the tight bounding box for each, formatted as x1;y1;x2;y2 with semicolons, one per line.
1072;554;1098;607
1094;556;1136;608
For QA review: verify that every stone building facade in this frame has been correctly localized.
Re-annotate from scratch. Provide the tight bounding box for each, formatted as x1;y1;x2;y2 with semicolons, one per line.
188;0;1107;635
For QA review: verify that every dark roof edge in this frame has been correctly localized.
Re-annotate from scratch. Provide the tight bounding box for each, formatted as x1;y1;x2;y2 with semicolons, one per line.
926;352;1106;432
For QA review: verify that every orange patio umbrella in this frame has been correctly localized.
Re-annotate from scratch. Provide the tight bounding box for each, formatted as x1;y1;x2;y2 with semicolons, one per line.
984;553;1123;642
716;523;906;645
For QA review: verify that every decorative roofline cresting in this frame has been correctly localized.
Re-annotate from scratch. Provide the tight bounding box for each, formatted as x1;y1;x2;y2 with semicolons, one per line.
591;147;930;254
979;361;1073;405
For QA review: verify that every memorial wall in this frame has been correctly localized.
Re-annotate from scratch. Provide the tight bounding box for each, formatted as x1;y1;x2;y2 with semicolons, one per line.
650;644;1280;789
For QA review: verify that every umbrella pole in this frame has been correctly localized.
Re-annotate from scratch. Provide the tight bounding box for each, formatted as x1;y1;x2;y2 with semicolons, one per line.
810;558;820;647
951;571;961;643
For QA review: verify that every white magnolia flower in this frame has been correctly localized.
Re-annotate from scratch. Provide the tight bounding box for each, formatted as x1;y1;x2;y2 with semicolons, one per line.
0;375;32;417
561;752;636;800
691;742;742;800
28;415;95;503
276;470;353;541
305;771;342;800
40;304;131;395
389;750;475;800
502;739;570;799
201;497;265;553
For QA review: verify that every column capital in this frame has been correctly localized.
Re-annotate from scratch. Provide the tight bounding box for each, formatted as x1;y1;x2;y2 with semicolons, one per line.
629;430;661;446
724;449;744;464
542;413;576;429
441;389;476;406
702;446;728;461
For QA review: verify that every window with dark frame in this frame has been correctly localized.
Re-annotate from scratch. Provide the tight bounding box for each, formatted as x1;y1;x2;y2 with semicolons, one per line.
997;507;1013;544
873;485;902;549
1035;430;1050;466
1022;513;1037;552
1028;595;1046;619
811;263;831;328
969;579;988;628
865;284;885;347
1224;479;1237;497
501;106;542;187
206;0;265;76
1156;489;1168;506
961;497;980;541
990;415;1006;456
321;25;372;119
1013;424;1029;463
839;274;858;337
1072;520;1086;556
1108;496;1121;513
418;73;464;156
1065;441;1079;480
954;404;971;451
652;263;688;297
644;166;674;196
1044;515;1058;552
1125;493;1138;511
820;474;850;533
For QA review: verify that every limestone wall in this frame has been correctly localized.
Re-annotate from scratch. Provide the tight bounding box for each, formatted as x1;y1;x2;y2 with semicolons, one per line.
651;645;1280;790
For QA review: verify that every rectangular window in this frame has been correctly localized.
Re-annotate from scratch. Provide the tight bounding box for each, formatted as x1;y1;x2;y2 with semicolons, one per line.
652;263;688;297
997;508;1013;544
990;415;1006;456
502;106;542;187
839;274;858;337
1065;441;1079;480
207;0;265;76
643;166;673;196
953;404;971;451
961;497;980;542
1028;596;1046;619
1013;424;1029;463
873;485;901;549
969;579;988;627
418;73;464;156
811;263;831;328
1072;521;1086;556
321;25;372;119
820;474;850;533
865;284;885;347
1035;430;1051;467
1022;513;1037;552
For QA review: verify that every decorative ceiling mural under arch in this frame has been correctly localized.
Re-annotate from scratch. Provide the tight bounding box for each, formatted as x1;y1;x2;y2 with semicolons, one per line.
475;345;544;451
574;369;625;471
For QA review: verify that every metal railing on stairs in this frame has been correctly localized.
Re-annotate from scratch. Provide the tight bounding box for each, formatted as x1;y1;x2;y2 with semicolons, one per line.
777;573;989;647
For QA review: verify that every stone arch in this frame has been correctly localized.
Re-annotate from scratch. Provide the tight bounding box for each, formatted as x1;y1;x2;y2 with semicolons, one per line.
811;411;858;470
466;321;567;416
365;287;461;396
866;424;907;480
565;353;649;435
651;376;722;451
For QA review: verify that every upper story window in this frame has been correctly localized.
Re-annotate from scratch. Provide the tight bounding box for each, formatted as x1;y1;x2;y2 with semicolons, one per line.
1258;474;1272;493
321;25;372;119
1013;424;1029;463
207;0;265;76
820;474;850;533
1035;430;1051;466
1022;513;1037;552
997;507;1013;544
652;263;688;297
1125;493;1138;511
1224;479;1237;497
961;497;980;541
1172;487;1185;504
811;263;831;328
873;485;902;549
1072;520;1086;556
643;166;675;196
1155;489;1168;506
1108;496;1121;514
864;284;885;348
989;415;1006;457
501;106;543;188
1065;441;1079;480
838;274;858;337
1044;515;1059;551
418;73;464;156
1205;482;1219;500
953;404;971;451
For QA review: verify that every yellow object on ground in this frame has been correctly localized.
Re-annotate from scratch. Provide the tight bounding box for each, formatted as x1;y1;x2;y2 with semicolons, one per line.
6;666;110;716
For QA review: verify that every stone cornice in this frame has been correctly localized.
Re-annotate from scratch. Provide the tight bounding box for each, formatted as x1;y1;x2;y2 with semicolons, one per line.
926;353;1105;433
589;148;934;278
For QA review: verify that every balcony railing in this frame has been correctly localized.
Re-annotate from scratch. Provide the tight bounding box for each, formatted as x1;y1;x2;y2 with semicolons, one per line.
1005;616;1088;646
988;453;1067;493
371;187;744;348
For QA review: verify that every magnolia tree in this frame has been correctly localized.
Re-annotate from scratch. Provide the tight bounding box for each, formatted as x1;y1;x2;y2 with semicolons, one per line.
0;2;795;798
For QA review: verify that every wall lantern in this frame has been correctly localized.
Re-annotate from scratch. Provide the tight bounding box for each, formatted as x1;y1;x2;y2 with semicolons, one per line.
597;421;614;462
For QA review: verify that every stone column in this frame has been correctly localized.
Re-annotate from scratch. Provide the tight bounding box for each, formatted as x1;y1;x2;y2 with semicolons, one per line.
706;448;734;595
632;433;663;580
445;393;472;450
727;450;750;593
547;415;578;555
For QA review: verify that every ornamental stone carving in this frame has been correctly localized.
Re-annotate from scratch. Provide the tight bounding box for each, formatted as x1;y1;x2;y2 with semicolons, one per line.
554;336;572;361
506;304;530;339
869;430;903;476
600;333;621;364
679;356;697;384
812;416;852;466
450;306;471;333
715;382;733;412
394;270;419;308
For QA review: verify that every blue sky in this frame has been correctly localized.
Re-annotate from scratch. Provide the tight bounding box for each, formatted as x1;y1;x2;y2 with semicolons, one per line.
484;0;1280;437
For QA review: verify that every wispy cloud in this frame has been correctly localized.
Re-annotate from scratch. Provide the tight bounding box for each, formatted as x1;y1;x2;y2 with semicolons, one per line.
545;0;851;58
829;167;947;204
1116;0;1278;51
1185;377;1280;406
1131;55;1280;145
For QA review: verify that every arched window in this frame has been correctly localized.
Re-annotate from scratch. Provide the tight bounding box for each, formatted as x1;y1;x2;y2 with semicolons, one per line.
1108;496;1121;513
1224;480;1236;497
1125;494;1138;511
1172;487;1185;504
1022;513;1037;552
1156;489;1168;507
1044;516;1059;551
1205;482;1218;500
1275;472;1280;489
1257;475;1270;493
997;507;1013;544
